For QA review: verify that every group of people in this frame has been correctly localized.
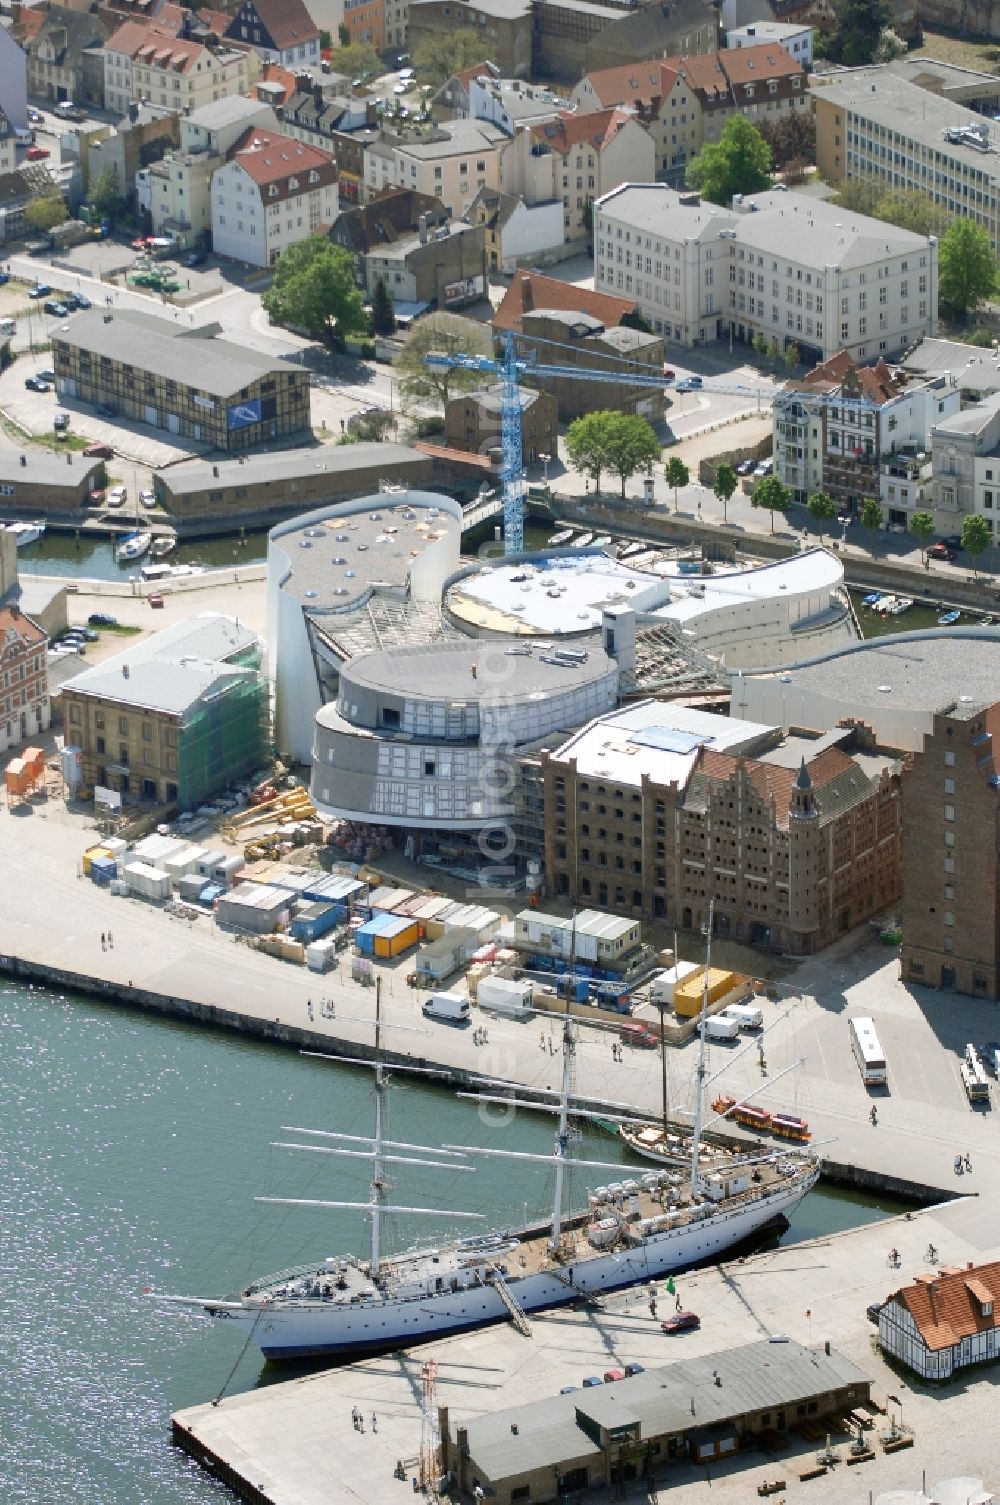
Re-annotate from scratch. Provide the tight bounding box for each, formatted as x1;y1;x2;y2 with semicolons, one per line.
610;1040;625;1062
472;1026;489;1046
350;1407;377;1434
955;1152;973;1175
305;998;336;1022
538;1035;557;1054
100;931;114;951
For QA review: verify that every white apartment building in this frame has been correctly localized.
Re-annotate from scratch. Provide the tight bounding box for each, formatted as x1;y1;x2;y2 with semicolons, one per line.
931;393;1000;540
212;129;338;268
593;184;939;360
728;20;813;70
365;120;507;215
504;109;655;247
812;66;1000;253
103;22;255;120
140;97;278;241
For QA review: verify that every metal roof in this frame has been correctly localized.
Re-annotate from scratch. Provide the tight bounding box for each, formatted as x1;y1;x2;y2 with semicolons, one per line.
463;1340;871;1481
163;443;428;496
54;309;288;398
62;614;259;716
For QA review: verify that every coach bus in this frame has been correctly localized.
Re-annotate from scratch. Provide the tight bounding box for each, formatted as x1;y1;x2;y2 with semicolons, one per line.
850;1016;887;1087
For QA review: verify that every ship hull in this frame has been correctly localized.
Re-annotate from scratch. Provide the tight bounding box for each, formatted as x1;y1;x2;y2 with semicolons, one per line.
211;1165;819;1360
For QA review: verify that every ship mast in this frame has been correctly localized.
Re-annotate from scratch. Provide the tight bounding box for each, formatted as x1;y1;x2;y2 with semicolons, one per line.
548;1016;575;1253
371;974;385;1280
689;899;714;1197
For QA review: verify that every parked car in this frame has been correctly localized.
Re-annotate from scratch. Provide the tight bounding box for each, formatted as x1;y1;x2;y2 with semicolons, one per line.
37;367;55;382
81;628;99;642
27;108;43;125
24;376;50;392
64;293;91;311
107;485;127;506
53;411;69;431
28;284;51;299
25;145;50;160
88;612;118;627
737;458;755;476
559;1386;579;1395
661;1311;700;1334
43;299;69;316
149;591;164;608
86;489;106;506
603;1369;626;1383
84;442;114;458
581;1376;603;1388
623;1363;645;1377
927;542;956;561
182;250;206;268
139;488;155;505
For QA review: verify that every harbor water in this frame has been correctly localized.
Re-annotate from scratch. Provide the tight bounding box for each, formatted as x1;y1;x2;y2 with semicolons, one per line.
15;528;270;581
3;979;912;1505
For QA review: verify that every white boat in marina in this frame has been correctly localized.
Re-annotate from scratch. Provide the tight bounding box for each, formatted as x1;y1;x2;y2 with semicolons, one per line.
572;532;594;548
117;530;152;562
591;534;613;548
5;520;45;548
158;958;818;1362
887;597;913;615
549;529;574;547
150;534;177;558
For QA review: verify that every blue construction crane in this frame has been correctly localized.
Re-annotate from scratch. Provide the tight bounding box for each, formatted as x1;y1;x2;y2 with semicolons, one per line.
427;333;884;556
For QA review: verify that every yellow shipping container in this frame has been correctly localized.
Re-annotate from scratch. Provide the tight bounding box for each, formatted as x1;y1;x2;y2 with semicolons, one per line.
673;968;744;1017
374;920;419;958
82;845;113;877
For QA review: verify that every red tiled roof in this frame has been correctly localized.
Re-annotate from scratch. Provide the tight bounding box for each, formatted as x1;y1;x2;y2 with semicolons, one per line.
14;7;45;43
450;60;500;92
230;128;337;198
493;269;636;335
895;1261;1000;1351
0;604;45;649
107;20;208;71
197;7;231;35
582;60;680;110
711;42;803;85
257;61;297;104
693;744;854;827
529;107;633;156
803;350;900;406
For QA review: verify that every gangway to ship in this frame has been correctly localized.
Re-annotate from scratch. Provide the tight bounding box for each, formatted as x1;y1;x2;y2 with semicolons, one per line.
489;1267;532;1337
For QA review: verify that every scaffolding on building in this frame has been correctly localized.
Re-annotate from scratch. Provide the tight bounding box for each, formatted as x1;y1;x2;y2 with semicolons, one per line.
177;670;271;809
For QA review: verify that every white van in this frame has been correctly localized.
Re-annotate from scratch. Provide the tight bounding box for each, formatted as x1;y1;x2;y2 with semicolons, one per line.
722;1002;764;1031
704;1015;740;1042
422;991;470;1025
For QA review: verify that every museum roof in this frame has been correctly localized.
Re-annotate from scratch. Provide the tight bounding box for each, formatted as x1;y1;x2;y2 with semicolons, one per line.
758;631;1000;716
338;639;615;703
548;700;775;786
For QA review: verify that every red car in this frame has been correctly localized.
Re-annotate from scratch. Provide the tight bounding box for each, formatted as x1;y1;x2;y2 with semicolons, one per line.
25;145;50;161
87;488;105;505
149;592;164;608
603;1368;626;1382
661;1311;700;1334
84;442;115;459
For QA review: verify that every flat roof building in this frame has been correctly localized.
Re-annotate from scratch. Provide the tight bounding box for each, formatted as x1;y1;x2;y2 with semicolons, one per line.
52;308;310;453
444;1339;872;1505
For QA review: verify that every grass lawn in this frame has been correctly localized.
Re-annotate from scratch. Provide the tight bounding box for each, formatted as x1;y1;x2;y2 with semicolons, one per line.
912;28;1000;72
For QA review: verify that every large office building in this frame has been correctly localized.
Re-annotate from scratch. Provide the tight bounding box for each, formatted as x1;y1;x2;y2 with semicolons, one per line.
541;700;901;948
594;184;938;361
811;65;1000;253
52;309;310;452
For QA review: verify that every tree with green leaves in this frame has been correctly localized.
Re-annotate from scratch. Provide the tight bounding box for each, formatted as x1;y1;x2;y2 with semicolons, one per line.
751;473;792;532
758;110;816;172
24;193;66;234
413;27;488;87
686;116;771;206
753;331;769;362
909;509;935;563
860;496;884;553
603;412;661;498
783;342;800;372
566;411;612;495
825;0;891;65
873;26;907;60
370;275;395;336
665;455;690;512
832;179;951;239
88;165;123;220
938;219;996;320
263;236;366;343
393;310;492;411
806;489;836;540
961;513;993;576
714;462;738;524
327;41;380;79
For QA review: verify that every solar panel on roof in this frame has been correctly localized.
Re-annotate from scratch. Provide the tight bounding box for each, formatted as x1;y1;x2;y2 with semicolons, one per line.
628;728;706;754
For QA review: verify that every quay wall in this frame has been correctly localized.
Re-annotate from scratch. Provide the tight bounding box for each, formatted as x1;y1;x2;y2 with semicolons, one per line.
0;950;950;1204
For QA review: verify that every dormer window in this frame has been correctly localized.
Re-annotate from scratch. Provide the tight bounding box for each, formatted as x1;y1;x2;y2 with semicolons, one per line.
289;176;299;190
268;184;278;196
308;169;319;183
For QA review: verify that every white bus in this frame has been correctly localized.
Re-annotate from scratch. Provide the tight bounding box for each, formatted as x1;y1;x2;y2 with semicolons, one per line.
962;1044;990;1105
850;1016;887;1086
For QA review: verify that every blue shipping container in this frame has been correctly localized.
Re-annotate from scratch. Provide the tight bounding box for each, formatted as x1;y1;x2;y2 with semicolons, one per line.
91;856;117;885
199;883;225;905
290;903;340;943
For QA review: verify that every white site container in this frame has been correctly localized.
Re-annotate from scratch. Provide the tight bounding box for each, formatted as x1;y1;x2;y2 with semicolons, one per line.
123;861;172;901
478;976;533;1016
649;961;700;1006
722;1002;764;1030
306;939;338;973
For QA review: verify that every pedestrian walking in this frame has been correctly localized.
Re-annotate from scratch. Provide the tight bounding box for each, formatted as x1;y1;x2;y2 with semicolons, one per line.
870;1105;878;1126
101;932;106;951
307;999;314;1021
965;1152;972;1173
108;931;113;949
955;1154;965;1175
675;1293;682;1311
371;1412;378;1434
648;1296;657;1317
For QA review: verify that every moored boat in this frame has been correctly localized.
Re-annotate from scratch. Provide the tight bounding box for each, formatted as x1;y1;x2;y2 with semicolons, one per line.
117;530;152;562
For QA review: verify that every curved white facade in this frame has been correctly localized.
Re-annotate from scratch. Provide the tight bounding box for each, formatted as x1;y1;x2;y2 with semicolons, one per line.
266;490;462;763
311;640;618;829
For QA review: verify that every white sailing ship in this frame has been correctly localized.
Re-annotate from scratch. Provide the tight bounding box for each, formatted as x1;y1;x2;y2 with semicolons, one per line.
161;967;818;1362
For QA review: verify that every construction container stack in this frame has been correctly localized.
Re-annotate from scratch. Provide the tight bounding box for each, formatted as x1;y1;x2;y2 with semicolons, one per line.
123;862;172;901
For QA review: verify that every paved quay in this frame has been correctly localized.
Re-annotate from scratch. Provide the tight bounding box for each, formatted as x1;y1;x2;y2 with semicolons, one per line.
6;805;1000;1501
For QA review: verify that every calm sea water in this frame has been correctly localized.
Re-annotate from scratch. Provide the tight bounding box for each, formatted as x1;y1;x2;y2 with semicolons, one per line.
16;529;270;581
1;980;909;1505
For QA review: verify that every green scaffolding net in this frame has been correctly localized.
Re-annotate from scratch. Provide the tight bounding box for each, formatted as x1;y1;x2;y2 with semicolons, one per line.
176;670;270;809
